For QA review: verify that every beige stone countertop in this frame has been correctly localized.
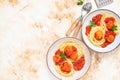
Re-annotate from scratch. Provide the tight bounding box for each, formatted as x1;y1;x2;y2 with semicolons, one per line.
0;0;120;80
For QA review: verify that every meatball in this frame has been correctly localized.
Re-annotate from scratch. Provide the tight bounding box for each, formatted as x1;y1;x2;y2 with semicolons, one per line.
60;62;71;73
64;45;78;60
94;30;103;40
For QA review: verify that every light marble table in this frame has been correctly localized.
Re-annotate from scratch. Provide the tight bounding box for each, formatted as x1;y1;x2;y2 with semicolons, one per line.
0;0;120;80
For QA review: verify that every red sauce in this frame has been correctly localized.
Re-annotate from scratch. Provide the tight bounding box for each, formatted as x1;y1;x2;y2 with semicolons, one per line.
104;17;115;30
104;17;115;23
101;31;116;48
73;55;85;71
85;25;91;36
92;14;102;26
53;49;65;65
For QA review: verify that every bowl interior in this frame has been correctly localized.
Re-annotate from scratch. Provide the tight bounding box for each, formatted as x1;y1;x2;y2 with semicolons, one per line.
82;9;120;52
46;37;90;80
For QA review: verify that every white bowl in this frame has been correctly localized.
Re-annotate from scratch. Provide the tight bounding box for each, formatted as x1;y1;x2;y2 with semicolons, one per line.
82;9;120;52
46;37;90;80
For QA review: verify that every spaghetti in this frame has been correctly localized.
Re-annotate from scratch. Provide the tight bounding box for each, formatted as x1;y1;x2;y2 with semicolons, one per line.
53;40;85;77
85;13;119;48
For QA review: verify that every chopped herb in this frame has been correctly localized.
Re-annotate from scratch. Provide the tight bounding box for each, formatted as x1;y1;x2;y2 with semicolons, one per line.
60;53;66;59
112;26;117;31
90;20;95;27
77;0;83;5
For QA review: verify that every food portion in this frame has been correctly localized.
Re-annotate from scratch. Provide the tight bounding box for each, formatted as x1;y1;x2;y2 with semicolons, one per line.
53;40;85;77
85;13;119;48
64;45;78;61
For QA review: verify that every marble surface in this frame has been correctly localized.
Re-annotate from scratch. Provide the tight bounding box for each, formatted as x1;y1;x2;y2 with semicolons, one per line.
0;0;120;80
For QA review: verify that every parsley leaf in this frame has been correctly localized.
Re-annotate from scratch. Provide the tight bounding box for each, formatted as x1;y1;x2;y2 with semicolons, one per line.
90;20;95;27
112;26;117;31
60;53;66;59
77;0;83;5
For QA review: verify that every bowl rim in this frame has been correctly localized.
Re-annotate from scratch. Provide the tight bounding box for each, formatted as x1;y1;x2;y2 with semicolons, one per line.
81;9;120;53
46;37;91;80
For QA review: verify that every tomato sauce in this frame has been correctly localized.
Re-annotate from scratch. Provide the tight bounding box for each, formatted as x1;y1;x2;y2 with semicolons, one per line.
73;55;85;71
85;25;91;36
92;14;102;26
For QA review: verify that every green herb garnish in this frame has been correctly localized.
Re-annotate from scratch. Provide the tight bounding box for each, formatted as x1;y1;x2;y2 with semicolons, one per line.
112;26;117;31
90;20;95;27
77;0;83;5
60;53;66;59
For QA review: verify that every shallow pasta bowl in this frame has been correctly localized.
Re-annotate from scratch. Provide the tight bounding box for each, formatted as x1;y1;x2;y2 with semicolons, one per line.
46;37;90;80
82;9;120;52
